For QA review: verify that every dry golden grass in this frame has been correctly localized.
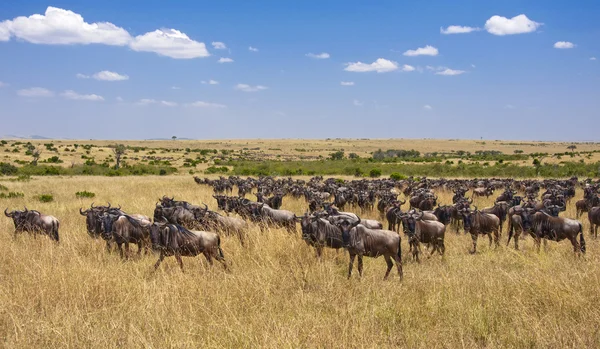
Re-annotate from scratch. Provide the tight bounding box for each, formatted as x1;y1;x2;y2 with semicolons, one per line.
2;176;600;348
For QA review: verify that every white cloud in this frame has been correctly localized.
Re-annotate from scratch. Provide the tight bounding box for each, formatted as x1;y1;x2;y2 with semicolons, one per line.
440;26;480;34
484;14;542;36
136;99;177;106
129;29;209;59
554;41;575;49
423;105;432;110
306;52;330;59
353;100;364;107
76;73;89;79
92;70;129;81
211;41;226;49
218;57;234;63
345;58;398;73
61;90;104;101
340;81;355;86
471;63;476;68
435;68;465;76
186;101;226;108
116;96;124;102
249;46;259;52
403;45;438;56
591;57;597;61
0;6;131;45
234;84;267;92
504;104;516;109
17;87;53;97
171;86;181;90
0;81;8;87
401;64;416;72
201;79;219;85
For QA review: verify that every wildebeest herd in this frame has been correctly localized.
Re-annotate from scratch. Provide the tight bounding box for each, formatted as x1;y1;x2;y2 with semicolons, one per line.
5;175;600;279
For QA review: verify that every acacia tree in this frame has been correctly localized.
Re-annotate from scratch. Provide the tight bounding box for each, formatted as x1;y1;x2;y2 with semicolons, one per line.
31;147;42;166
112;144;126;170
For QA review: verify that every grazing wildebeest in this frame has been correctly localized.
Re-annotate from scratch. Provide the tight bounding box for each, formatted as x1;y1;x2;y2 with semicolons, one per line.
153;204;198;228
195;208;248;246
401;211;445;262
324;204;383;229
299;213;343;258
249;202;297;233
523;211;585;255
101;213;151;259
330;216;403;280
5;207;60;242
460;207;500;254
481;201;509;232
587;206;600;239
472;187;494;198
149;222;227;271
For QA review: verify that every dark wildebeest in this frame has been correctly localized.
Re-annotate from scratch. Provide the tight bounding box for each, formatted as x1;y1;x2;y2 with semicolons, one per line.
587;206;600;238
323;204;383;229
400;211;445;262
523;211;585;255
5;207;60;242
299;213;343;258
385;200;406;232
153;204;199;228
460;207;500;254
472;187;494;198
101;213;152;259
330;216;403;280
506;207;534;250
481;201;509;232
149;222;227;271
249;202;297;233
194;208;248;246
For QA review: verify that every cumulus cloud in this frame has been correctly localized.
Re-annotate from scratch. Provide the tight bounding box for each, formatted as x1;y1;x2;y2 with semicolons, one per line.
306;52;330;59
485;14;542;36
401;64;416;72
435;68;465;76
423;105;432;110
218;57;234;63
171;86;181;90
440;25;480;34
211;41;226;49
340;81;355;86
353;100;364;107
345;58;398;73
0;6;131;45
76;73;89;79
17;87;53;97
130;29;209;59
202;80;219;85
61;90;104;101
92;70;129;81
591;57;597;61
136;99;177;106
403;45;438;56
235;84;267;92
249;46;259;52
116;96;124;102
186;101;226;108
554;41;575;49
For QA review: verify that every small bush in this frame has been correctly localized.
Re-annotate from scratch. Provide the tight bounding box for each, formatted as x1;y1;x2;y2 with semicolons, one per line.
0;162;18;175
0;191;24;199
38;194;54;203
205;166;229;174
75;191;95;198
159;169;167;176
390;173;406;181
369;168;382;178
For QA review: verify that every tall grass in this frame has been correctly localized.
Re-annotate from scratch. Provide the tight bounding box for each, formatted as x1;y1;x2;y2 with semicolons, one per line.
1;176;600;348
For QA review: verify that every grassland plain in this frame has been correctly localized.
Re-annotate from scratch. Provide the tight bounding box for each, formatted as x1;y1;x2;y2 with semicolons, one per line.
2;175;600;348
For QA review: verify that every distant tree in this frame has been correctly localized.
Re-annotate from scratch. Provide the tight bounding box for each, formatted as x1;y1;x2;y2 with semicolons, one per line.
31;147;42;166
329;151;345;161
111;144;126;170
172;136;177;140
348;153;360;159
567;145;577;153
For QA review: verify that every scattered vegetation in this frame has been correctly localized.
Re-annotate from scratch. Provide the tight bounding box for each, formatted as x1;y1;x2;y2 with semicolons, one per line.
0;191;24;199
37;194;54;203
75;191;96;198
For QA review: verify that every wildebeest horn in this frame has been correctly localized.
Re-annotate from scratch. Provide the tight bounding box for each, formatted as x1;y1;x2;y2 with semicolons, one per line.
107;202;111;208
4;208;12;217
91;202;95;208
118;204;122;209
399;199;406;205
473;206;478;212
79;207;87;215
468;197;473;204
202;203;208;211
24;206;28;212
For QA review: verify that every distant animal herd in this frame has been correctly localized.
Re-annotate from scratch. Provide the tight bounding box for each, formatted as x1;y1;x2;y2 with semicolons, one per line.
5;175;600;279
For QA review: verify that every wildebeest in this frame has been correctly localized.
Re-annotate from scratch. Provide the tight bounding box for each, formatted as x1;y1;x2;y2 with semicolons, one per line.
330;216;403;280
195;209;248;246
481;201;509;232
101;213;152;259
472;187;494;198
401;211;445;262
506;207;534;250
523;211;585;255
153;204;199;228
587;206;600;239
5;207;60;242
249;202;297;233
460;207;500;254
299;213;343;258
149;222;227;271
324;204;383;229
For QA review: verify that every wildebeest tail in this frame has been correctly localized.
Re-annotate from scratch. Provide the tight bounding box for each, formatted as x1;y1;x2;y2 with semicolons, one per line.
507;220;514;246
397;238;402;262
579;223;586;253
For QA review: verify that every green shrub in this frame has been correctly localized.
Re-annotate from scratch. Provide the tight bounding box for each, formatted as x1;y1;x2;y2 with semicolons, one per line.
205;166;229;174
0;191;24;199
38;194;54;203
390;173;406;181
369;168;382;178
0;162;18;175
75;191;95;198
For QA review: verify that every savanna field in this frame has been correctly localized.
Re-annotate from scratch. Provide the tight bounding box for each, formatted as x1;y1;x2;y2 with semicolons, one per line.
2;175;600;348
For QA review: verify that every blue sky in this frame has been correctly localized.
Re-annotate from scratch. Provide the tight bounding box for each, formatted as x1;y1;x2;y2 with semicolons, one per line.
0;1;598;140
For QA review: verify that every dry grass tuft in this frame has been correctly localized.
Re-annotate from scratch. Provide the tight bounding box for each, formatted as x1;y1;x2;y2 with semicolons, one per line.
1;176;600;348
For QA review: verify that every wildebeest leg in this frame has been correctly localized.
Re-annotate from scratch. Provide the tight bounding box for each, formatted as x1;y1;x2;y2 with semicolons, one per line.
153;252;165;270
470;234;478;254
543;238;548;252
514;230;520;250
204;252;214;266
175;253;184;271
357;255;363;277
347;253;356;279
137;241;143;256
316;246;323;260
494;229;500;248
124;243;130;260
393;254;403;279
117;243;124;259
488;233;493;249
383;255;393;280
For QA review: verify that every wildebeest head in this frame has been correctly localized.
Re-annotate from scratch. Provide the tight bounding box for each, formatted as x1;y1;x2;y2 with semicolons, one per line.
299;213;315;242
460;207;476;232
5;207;28;230
149;222;169;251
100;213;119;240
331;216;361;247
433;205;452;225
